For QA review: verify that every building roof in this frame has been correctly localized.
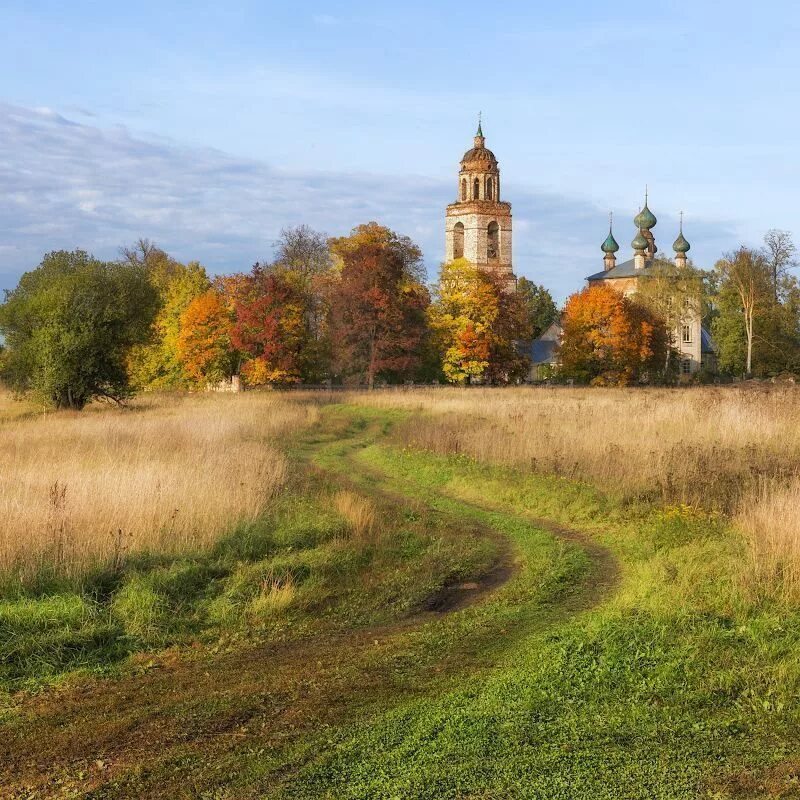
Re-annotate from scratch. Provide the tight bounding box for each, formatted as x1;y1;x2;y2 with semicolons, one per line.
461;146;498;169
586;258;651;281
531;338;559;364
701;326;715;354
528;320;562;364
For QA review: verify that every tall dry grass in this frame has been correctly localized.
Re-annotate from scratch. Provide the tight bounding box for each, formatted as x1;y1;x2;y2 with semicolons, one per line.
0;391;317;585
738;478;800;602
353;385;800;600
353;386;800;512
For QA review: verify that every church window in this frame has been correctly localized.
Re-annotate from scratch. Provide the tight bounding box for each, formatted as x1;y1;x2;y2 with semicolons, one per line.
682;324;692;343
486;177;493;200
473;178;480;200
453;222;464;260
487;221;499;260
461;179;467;201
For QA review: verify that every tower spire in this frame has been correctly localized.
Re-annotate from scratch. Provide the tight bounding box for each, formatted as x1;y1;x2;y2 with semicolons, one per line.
477;111;483;137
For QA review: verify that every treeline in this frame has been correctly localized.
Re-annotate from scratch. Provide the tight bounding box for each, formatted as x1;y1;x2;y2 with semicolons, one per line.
555;230;799;386
0;222;557;408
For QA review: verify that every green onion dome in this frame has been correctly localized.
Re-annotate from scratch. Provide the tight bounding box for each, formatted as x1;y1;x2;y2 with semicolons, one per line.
634;203;657;230
673;231;691;254
601;230;620;253
632;230;648;251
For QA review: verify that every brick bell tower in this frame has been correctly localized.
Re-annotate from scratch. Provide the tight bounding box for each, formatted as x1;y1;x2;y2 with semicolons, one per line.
445;117;514;283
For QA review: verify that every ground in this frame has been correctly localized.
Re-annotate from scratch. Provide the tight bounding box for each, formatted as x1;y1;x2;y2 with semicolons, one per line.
2;400;800;799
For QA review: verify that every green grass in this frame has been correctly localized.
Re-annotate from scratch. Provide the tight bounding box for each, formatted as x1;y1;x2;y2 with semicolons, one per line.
4;403;800;799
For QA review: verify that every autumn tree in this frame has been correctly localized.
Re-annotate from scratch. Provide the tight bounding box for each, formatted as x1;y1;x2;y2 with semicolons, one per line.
636;257;705;373
177;286;238;385
124;243;211;389
0;250;156;408
231;266;313;385
559;283;668;386
428;260;529;384
328;223;429;387
516;277;558;340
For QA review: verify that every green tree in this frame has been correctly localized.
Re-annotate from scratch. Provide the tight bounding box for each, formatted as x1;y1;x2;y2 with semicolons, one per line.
0;250;156;409
516;278;558;339
712;248;772;376
636;257;705;374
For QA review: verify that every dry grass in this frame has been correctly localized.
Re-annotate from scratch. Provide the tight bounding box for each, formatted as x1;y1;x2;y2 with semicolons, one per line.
353;386;800;512
0;390;318;585
739;478;800;602
332;490;377;540
353;385;800;600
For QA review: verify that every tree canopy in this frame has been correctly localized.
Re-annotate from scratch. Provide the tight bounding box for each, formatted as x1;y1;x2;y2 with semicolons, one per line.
0;250;156;408
559;283;667;386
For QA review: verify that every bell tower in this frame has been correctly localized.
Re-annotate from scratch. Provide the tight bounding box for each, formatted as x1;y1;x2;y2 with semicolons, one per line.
445;118;514;283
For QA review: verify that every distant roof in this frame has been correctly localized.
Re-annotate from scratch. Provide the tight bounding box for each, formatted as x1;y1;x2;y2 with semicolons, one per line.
586;258;652;281
701;327;715;354
531;339;559;364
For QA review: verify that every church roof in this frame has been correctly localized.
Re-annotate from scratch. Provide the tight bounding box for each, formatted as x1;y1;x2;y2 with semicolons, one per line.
461;146;498;168
586;258;652;281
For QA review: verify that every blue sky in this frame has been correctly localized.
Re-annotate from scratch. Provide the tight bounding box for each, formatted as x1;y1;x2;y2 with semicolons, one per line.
2;1;798;301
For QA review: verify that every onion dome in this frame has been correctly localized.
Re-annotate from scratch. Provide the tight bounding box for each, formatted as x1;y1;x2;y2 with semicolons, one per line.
673;231;690;254
673;212;690;253
602;230;620;253
634;202;657;231
632;230;648;252
601;214;619;253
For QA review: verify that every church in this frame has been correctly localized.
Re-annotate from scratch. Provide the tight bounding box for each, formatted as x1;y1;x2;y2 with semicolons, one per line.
585;196;715;378
445;120;515;286
443;120;713;380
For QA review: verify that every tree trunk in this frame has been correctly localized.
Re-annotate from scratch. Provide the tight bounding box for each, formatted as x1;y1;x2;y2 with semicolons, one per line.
745;311;753;376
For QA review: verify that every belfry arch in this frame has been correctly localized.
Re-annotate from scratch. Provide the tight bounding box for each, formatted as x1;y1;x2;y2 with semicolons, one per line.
453;222;464;259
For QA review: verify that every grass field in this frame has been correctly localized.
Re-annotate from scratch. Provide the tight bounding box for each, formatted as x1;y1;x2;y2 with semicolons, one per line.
1;387;800;798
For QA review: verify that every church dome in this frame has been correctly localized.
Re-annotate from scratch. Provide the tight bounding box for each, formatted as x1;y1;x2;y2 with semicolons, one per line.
632;230;648;251
673;231;691;254
461;145;499;170
634;203;657;230
601;230;620;253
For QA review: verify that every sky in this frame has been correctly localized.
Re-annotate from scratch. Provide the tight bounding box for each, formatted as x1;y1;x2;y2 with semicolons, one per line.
1;1;799;302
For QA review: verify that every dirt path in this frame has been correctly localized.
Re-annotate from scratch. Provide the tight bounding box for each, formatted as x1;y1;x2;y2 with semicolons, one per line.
0;409;620;799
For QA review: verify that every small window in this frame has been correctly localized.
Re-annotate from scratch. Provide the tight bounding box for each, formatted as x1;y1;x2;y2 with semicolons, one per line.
486;177;493;200
473;178;480;199
453;222;464;260
487;221;499;260
682;325;692;344
461;179;467;201
682;359;691;375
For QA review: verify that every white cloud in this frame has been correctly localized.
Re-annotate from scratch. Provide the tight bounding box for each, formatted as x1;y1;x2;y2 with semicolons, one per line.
0;103;736;302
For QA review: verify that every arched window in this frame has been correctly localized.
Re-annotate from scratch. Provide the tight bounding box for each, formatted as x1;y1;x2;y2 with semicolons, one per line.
453;222;464;260
487;221;499;260
461;179;467;201
486;177;493;200
473;178;480;200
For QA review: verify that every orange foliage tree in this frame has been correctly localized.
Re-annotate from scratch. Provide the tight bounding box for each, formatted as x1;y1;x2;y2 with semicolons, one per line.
177;286;238;385
429;259;528;384
559;283;668;385
329;223;429;387
231;266;312;385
